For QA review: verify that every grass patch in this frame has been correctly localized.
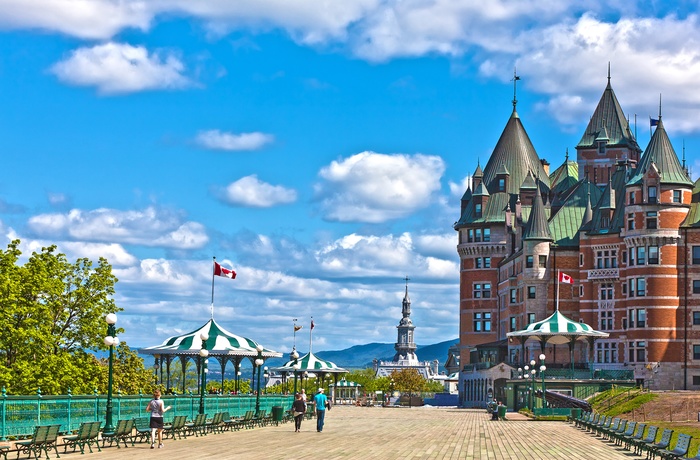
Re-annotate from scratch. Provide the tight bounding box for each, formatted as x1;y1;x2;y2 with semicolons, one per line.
602;393;657;417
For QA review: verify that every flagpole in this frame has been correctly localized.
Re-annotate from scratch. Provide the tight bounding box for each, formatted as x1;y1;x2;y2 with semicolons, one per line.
555;270;560;312
293;318;298;350
211;257;216;319
309;316;313;353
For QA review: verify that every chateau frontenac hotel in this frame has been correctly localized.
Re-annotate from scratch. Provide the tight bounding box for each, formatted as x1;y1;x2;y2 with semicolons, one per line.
455;72;700;404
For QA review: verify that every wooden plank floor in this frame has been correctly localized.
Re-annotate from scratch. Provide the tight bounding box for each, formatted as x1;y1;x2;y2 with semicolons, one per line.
48;406;643;459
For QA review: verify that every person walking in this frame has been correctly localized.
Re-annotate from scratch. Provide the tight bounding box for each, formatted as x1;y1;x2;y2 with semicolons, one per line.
292;393;306;432
314;388;329;432
146;390;171;448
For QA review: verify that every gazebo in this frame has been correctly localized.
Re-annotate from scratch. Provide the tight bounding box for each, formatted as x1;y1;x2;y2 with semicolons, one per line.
329;378;362;404
506;309;609;377
271;351;347;399
141;318;282;393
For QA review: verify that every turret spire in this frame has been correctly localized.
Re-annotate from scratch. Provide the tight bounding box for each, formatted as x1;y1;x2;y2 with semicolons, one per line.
512;68;520;111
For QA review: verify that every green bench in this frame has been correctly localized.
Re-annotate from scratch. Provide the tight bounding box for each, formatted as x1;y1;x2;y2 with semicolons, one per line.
102;419;135;448
63;420;102;454
185;413;207;437
16;424;62;460
132;417;152;444
163;415;188;440
658;433;691;460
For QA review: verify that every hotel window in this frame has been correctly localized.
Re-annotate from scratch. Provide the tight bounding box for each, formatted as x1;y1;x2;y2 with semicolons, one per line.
636;247;646;265
484;257;491;268
646;211;658;229
648;246;659;264
483;228;491;242
629;191;635;204
628;341;646;362
694;281;700;295
628;213;635;230
526;255;534;268
673;190;682;203
600;310;613;330
695;376;700;385
473;283;491;299
600;283;613;300
498;179;505;191
473;312;491;332
636;278;646;297
596;342;616;363
510;316;517;332
648;186;657;204
527;286;536;299
694;246;700;264
539;255;547;267
475;203;482;218
475;258;482;269
694;345;700;360
629;248;635;266
596;250;617;268
475;229;482;242
622;284;627;295
527;313;536;325
622;251;627;263
628;308;646;328
694;311;700;325
510;289;517;304
468;229;474;243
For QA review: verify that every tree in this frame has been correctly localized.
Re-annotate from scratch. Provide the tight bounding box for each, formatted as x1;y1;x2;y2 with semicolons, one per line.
0;240;122;394
390;368;425;398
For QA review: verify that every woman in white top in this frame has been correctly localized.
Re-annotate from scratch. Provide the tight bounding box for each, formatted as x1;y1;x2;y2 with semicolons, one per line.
146;390;170;448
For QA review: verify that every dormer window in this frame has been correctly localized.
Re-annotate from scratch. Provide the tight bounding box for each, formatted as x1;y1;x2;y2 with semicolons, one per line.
498;179;505;191
629;191;635;205
648;186;657;204
598;141;606;154
475;203;482;218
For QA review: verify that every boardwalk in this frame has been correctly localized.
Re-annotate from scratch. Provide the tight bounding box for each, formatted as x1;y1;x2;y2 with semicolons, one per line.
51;406;641;459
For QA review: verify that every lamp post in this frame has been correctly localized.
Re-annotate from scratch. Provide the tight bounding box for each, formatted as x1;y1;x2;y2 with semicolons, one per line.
291;350;300;395
254;344;264;417
103;313;119;433
539;353;547;408
199;332;209;415
528;359;537;410
263;367;269;394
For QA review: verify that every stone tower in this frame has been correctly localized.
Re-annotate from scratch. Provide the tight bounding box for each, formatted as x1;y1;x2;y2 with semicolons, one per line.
393;278;418;363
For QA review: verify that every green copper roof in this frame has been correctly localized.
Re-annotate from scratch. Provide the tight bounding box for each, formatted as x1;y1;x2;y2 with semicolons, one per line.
481;110;550;196
549;179;602;246
473;182;490;196
576;79;640;151
628;117;692;186
523;186;552;241
549;156;579;198
682;178;700;228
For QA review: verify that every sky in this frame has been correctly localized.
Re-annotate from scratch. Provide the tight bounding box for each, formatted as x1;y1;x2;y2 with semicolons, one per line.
3;1;700;357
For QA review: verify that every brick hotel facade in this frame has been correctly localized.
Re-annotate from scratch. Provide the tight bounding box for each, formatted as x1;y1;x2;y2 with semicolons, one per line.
455;74;700;398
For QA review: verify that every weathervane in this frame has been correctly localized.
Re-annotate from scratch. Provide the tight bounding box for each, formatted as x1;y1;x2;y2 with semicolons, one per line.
511;68;521;110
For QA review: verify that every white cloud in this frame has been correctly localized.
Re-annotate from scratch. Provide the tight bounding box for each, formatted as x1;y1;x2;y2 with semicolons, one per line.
315;151;444;223
0;0;151;39
27;206;208;249
195;130;274;151
50;42;190;94
216;175;297;207
448;176;471;197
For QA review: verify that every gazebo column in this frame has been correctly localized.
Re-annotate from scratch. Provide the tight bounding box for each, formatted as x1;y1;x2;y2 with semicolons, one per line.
568;337;576;378
166;356;172;390
219;357;227;391
179;356;188;394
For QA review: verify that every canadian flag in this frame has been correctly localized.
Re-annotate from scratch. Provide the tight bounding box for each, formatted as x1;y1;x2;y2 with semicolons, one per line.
214;261;236;279
558;272;573;284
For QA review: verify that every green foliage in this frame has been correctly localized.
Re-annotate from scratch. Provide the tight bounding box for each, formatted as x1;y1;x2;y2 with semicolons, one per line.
0;239;122;394
601;392;657;417
390;368;425;394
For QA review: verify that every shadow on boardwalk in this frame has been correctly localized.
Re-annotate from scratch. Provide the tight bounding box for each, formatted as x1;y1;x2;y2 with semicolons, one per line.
53;406;643;460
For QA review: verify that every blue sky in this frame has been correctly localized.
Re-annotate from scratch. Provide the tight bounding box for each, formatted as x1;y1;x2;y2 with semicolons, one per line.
3;1;700;355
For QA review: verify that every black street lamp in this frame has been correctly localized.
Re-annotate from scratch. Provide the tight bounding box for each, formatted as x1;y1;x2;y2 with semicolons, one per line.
254;344;264;417
199;332;209;414
538;353;547;408
103;313;119;433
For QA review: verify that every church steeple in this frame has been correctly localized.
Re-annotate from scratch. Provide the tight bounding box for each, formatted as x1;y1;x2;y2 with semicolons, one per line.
393;277;418;364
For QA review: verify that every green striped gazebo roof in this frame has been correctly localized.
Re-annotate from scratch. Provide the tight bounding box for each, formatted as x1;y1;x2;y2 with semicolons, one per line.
506;310;608;345
141;318;282;358
273;351;347;374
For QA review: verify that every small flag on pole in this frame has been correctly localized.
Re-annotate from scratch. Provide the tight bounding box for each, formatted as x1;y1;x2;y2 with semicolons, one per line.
310;320;315;330
650;117;659;127
294;325;302;332
558;272;574;284
214;261;236;279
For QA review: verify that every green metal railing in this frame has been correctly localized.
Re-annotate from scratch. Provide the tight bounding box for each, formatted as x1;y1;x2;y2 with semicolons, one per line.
0;390;292;439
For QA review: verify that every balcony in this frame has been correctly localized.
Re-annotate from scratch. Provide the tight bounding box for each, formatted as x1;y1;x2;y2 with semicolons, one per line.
588;268;619;280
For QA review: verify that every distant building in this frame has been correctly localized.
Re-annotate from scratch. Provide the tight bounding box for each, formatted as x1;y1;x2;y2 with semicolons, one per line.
455;68;700;403
375;280;439;379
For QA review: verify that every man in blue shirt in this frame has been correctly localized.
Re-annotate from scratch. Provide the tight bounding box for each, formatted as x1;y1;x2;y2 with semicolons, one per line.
314;388;328;432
